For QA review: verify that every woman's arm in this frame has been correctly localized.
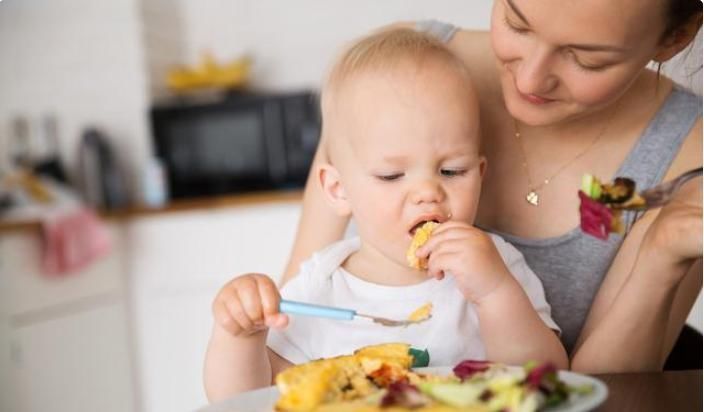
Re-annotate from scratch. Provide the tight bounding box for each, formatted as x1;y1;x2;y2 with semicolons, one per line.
571;119;702;373
281;138;349;285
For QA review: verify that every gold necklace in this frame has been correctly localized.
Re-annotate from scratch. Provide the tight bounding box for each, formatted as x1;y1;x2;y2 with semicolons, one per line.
513;119;611;206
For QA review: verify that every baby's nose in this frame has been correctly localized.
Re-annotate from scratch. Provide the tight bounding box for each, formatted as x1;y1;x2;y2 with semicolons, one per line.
411;180;445;204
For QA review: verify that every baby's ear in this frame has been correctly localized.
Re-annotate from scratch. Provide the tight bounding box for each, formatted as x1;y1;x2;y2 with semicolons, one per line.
478;155;488;178
318;163;352;216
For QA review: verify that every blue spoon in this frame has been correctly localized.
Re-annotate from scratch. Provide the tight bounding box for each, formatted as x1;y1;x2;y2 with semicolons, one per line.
278;299;421;327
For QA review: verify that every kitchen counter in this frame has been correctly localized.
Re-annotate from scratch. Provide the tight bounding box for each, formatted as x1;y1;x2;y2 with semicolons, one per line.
0;189;303;233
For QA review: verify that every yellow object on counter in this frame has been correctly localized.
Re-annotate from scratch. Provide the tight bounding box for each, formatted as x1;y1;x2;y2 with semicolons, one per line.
4;170;53;204
166;52;252;92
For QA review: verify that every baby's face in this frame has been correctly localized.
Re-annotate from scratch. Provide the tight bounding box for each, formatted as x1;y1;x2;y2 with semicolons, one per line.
329;61;484;271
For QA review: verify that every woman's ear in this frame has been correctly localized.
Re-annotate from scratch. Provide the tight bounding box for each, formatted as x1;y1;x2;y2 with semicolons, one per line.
318;163;352;217
654;14;703;62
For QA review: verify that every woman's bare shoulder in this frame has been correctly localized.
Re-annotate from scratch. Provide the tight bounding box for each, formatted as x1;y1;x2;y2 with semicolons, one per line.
446;29;494;69
446;29;501;100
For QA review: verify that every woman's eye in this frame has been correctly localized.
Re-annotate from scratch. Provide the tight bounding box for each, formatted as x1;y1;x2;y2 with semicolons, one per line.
568;50;609;72
376;173;404;182
503;16;528;34
574;60;608;72
441;169;467;177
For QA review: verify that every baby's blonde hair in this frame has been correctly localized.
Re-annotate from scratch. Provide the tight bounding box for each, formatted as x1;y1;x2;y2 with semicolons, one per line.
320;28;475;158
323;27;471;102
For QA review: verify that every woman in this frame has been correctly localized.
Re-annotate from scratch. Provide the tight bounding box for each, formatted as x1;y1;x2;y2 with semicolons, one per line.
282;0;702;373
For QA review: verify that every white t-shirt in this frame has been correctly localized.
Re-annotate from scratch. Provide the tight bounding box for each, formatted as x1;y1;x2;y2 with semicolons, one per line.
267;235;558;367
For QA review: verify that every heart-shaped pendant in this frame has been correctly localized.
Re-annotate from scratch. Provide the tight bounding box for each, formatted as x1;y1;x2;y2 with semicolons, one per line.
526;191;539;206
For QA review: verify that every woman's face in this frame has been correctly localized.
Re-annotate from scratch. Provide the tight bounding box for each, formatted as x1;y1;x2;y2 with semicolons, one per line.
490;0;669;126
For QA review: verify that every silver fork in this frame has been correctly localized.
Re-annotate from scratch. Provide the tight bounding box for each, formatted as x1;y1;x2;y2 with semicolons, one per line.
634;167;703;210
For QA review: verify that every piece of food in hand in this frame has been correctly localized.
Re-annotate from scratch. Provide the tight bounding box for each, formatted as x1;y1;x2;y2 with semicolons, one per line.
406;221;439;269
579;174;644;240
407;302;433;323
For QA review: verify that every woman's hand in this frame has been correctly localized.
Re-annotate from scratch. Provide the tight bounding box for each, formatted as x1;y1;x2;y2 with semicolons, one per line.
642;178;702;284
416;222;512;304
212;273;288;337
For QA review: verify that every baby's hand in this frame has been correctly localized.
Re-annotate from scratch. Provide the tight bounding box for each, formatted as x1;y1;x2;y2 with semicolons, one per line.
416;222;511;304
212;273;288;337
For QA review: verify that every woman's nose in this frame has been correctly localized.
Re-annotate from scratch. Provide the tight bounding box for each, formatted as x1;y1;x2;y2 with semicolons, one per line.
514;45;558;96
411;180;445;205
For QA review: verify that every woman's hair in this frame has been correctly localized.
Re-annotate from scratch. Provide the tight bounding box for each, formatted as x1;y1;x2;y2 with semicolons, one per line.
663;0;702;40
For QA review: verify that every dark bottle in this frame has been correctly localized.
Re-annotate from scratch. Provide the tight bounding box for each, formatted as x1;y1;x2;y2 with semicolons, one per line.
32;115;68;183
77;128;128;210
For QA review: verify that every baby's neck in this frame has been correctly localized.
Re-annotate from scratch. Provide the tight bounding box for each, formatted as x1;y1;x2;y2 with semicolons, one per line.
341;244;428;286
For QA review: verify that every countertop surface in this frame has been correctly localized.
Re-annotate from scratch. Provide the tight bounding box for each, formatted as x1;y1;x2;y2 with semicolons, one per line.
0;189;303;233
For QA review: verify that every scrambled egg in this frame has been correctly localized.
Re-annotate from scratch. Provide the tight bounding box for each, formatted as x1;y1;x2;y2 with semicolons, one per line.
275;343;414;412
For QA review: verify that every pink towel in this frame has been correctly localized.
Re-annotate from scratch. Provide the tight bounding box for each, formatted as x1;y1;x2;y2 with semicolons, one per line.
41;208;111;276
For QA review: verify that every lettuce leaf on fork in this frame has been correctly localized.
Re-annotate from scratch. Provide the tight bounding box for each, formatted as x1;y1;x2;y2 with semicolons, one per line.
579;174;628;240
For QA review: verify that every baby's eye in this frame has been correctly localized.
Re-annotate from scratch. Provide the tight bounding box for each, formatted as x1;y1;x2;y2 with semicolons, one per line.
376;173;404;182
440;169;467;177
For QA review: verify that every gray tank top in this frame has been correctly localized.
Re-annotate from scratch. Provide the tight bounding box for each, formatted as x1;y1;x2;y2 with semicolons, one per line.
417;20;702;352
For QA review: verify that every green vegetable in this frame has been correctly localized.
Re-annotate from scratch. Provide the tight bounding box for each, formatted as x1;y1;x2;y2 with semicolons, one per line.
420;382;485;407
581;174;602;199
409;348;430;367
571;383;594;395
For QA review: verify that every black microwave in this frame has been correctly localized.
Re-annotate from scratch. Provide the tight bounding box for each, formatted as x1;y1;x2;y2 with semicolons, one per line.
150;91;320;199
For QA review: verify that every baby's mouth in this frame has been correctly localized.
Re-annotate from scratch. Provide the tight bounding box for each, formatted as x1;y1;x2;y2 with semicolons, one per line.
409;220;439;236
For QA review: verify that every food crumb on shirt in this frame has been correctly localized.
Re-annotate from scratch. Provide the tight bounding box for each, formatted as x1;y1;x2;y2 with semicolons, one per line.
407;302;433;322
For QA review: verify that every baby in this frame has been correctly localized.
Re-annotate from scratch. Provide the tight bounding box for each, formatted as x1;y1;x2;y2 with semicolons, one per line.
204;28;567;401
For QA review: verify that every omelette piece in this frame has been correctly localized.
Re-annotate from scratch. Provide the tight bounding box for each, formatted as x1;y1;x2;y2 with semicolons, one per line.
408;303;433;323
406;221;439;269
275;343;414;412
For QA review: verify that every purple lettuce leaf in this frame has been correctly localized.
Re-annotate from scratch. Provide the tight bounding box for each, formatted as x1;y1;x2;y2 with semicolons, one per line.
578;191;613;240
453;360;491;381
380;381;428;409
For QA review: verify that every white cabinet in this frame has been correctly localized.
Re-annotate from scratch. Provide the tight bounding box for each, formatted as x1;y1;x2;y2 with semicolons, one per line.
0;225;136;412
8;303;136;412
127;201;301;412
0;198;301;412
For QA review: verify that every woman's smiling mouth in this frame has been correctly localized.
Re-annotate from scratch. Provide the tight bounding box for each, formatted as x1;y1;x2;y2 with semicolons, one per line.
518;91;556;105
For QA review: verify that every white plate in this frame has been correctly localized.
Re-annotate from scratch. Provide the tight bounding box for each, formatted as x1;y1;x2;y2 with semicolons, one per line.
198;366;608;412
